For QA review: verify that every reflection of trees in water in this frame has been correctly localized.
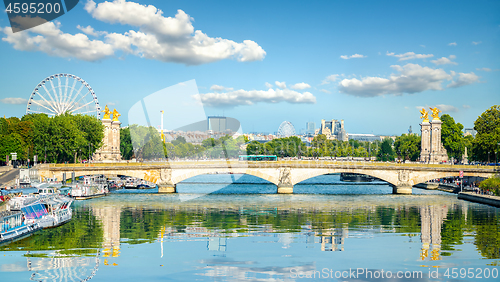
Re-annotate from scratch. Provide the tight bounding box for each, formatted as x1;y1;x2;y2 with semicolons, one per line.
112;201;500;260
0;208;103;252
3;198;500;281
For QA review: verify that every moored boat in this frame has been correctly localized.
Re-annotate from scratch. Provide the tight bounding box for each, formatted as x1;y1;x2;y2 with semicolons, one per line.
69;176;108;200
8;190;73;229
0;210;41;245
340;173;375;182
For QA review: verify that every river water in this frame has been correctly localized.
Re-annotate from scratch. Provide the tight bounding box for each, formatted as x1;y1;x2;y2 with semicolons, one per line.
1;174;499;281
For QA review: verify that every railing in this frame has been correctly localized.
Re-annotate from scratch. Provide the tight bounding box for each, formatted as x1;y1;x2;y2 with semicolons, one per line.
36;160;495;170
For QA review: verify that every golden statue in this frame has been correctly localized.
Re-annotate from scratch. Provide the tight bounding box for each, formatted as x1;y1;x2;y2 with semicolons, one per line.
429;107;441;120
419;108;429;122
112;109;121;121
102;105;111;119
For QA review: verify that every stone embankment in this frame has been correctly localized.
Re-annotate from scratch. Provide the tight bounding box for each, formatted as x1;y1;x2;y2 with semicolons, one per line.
458;192;500;208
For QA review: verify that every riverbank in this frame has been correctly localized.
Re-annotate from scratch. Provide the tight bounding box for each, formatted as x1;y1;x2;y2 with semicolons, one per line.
458;192;500;208
414;182;459;193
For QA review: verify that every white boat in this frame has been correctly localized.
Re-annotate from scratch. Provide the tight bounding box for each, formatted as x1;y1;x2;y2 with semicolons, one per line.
69;176;108;200
124;177;138;189
8;190;73;229
0;210;40;245
33;196;73;229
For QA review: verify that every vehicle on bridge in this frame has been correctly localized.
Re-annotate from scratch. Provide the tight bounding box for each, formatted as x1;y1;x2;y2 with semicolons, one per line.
239;155;277;161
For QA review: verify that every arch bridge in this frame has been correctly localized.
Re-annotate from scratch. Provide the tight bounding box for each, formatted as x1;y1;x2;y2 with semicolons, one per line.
36;161;496;194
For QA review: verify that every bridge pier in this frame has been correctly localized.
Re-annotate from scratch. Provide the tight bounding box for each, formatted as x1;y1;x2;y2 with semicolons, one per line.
392;185;412;194
277;167;293;194
158;184;176;193
277;184;293;194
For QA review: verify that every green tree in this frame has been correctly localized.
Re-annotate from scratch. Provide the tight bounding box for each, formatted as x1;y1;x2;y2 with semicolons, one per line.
394;134;421;161
479;175;500;196
120;127;134;160
0;133;25;162
441;114;466;161
472;105;500;162
377;138;395;161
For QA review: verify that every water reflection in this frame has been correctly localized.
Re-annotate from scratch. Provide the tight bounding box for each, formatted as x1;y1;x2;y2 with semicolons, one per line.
420;205;448;261
92;205;121;265
1;193;499;281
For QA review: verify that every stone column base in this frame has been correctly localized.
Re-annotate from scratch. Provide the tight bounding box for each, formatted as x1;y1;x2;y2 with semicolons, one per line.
277;185;293;194
158;185;176;193
393;185;412;194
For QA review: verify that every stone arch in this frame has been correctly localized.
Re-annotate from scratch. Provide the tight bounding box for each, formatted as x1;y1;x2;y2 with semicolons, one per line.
291;168;397;186
172;167;279;186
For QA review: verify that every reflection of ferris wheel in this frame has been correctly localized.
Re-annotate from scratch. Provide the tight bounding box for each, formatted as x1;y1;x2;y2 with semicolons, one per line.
277;121;295;137
26;74;101;118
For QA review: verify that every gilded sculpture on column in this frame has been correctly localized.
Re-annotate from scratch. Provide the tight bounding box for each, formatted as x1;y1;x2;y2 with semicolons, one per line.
112;109;121;121
429;107;441;121
419;108;429;122
102;105;111;119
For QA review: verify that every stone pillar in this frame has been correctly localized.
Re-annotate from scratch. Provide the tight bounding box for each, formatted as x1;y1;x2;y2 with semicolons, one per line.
420;122;431;163
430;120;448;164
111;120;122;161
392;170;413;194
277;167;293;194
158;185;176;193
157;168;176;193
93;116;122;162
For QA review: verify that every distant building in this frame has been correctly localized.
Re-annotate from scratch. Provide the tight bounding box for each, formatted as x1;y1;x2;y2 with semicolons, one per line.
208;116;227;132
464;128;477;138
306;122;316;135
318;119;348;141
348;134;383;142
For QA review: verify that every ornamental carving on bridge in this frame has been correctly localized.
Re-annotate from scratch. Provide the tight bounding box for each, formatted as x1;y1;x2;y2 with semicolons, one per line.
159;168;172;184
279;168;292;186
397;170;410;186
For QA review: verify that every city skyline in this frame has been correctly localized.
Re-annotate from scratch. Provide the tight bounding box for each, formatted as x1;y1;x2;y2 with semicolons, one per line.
0;0;499;135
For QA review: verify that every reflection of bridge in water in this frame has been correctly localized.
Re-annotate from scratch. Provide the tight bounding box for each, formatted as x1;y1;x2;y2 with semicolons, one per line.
38;161;495;194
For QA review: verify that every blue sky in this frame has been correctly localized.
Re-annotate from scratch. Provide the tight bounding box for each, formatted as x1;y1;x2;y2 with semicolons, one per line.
0;0;499;135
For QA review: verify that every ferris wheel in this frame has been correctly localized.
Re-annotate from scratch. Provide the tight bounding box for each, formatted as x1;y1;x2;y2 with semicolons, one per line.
26;73;101;118
277;121;296;137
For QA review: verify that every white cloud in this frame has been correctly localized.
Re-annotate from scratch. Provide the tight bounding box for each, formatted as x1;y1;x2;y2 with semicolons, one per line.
431;55;458;65
107;101;116;106
321;74;339;85
472;41;482;45
275;81;286;89
476;67;499;72
85;0;266;65
415;104;458;113
436;104;459;112
340;54;366;59
386;51;433;61
1;0;266;65
1;21;115;61
447;72;479;88
338;63;453;97
290;82;311;90
76;25;99;37
210;85;233;92
463;104;470;109
265;82;273;88
0;97;27;104
448;42;457;46
194;88;316;107
420;45;426;48
319;89;331;94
